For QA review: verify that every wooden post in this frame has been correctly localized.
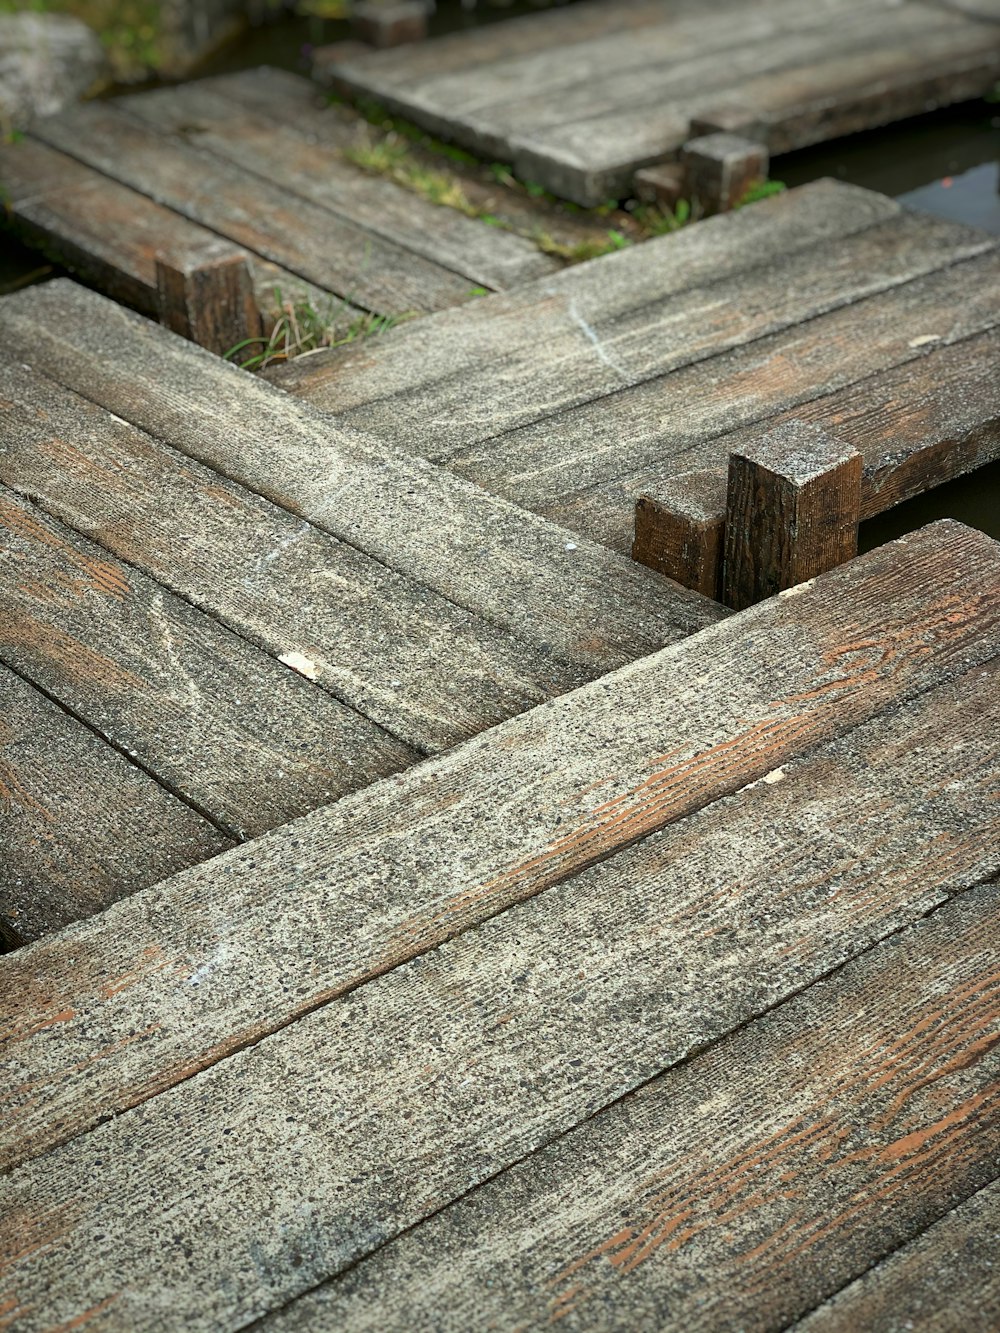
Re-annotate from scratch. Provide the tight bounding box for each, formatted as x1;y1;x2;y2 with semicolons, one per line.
723;421;862;611
351;1;428;48
680;132;770;215
633;162;686;209
155;242;263;359
633;468;727;601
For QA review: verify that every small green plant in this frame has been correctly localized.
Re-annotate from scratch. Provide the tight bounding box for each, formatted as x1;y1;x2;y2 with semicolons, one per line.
224;288;410;372
533;228;634;263
344;134;480;216
734;178;788;208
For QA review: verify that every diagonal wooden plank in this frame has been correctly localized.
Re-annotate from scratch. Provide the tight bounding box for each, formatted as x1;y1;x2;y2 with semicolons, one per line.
117;80;557;293
2;521;999;1179
462;255;1000;551
0;281;724;671
28;101;477;316
791;1175;1000;1332
0;355;572;753
251;883;1000;1333
272;189;995;463
0;487;415;844
0;662;232;947
0;136;354;333
1;657;998;1329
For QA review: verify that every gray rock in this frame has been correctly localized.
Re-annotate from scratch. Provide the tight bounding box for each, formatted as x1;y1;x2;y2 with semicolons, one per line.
0;12;106;132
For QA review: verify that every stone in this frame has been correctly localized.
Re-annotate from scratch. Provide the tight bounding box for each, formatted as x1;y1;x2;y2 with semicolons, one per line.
0;13;106;132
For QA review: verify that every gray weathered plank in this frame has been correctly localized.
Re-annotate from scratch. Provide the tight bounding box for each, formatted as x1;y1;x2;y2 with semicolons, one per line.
2;628;999;1329
29;100;477;316
0;281;724;670
118;78;557;293
488;251;1000;551
0;135;350;335
0;354;572;752
253;882;1000;1333
274;192;995;476
2;520;999;1177
793;1176;1000;1332
0;662;231;946
0;487;414;841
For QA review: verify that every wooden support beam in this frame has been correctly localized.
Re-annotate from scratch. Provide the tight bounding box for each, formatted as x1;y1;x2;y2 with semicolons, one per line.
351;1;427;48
633;467;727;601
680;131;770;215
689;103;769;141
632;161;686;208
155;241;263;358
723;421;863;610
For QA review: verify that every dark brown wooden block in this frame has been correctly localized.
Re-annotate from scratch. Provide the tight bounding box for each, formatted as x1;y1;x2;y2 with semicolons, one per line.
155;241;263;358
680;131;770;214
723;421;863;610
633;467;727;601
351;1;428;48
632;161;686;207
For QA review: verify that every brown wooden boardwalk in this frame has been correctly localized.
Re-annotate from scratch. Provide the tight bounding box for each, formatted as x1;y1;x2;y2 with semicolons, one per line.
276;178;1000;600
330;0;1000;204
0;278;721;945
0;67;557;353
2;518;999;1330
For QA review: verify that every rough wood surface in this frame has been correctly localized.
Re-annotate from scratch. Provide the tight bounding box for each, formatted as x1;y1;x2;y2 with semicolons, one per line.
491;250;1000;552
255;882;1000;1332
0;487;414;840
330;0;1000;203
723;423;862;609
0;663;231;947
29;100;478;316
0;354;572;753
271;179;906;426
2;522;999;1178
0;136;349;335
3;651;999;1329
0;281;724;671
633;468;727;598
118;77;557;293
793;1176;1000;1332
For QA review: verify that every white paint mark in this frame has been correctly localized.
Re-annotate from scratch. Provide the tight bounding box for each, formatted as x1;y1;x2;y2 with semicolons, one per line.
567;299;631;381
152;593;201;707
279;651;319;680
778;578;816;599
565;542;578;552
249;522;312;584
908;334;942;348
187;943;229;987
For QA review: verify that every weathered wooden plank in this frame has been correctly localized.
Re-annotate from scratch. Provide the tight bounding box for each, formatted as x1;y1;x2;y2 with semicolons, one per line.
275;197;995;473
0;135;358;336
0;354;572;752
723;424;862;609
793;1176;1000;1332
0;281;724;670
118;79;557;293
3;674;999;1327
0;662;232;946
2;521;999;1177
476;251;1000;551
632;326;1000;591
252;882;1000;1333
154;241;262;359
0;487;414;840
29;101;477;317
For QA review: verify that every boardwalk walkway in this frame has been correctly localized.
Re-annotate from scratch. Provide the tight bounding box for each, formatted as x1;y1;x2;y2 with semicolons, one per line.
330;0;1000;204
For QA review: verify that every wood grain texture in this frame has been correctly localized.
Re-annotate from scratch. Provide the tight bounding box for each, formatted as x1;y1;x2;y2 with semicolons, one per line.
723;424;862;609
118;77;557;293
793;1175;1000;1332
504;251;1000;552
30;100;477;317
154;242;262;358
0;487;414;840
254;882;1000;1332
273;192;994;478
3;646;999;1329
1;521;999;1178
632;468;727;598
0;663;231;946
0;354;572;753
0;281;724;671
0;136;350;334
